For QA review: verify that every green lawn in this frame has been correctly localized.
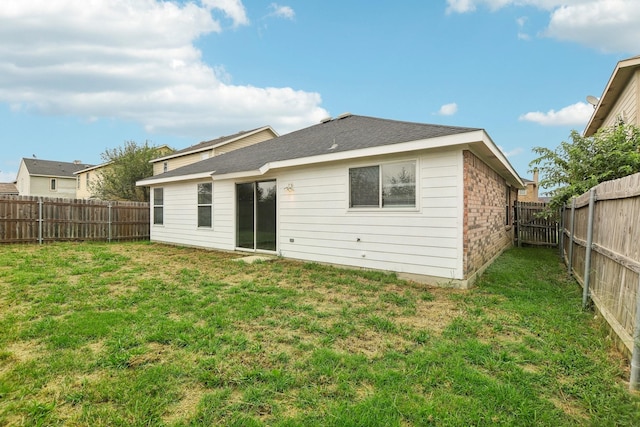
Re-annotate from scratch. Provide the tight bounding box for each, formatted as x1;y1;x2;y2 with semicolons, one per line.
0;242;638;426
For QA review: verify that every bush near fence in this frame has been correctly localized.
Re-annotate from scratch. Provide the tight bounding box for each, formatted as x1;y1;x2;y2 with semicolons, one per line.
0;195;149;244
561;172;640;358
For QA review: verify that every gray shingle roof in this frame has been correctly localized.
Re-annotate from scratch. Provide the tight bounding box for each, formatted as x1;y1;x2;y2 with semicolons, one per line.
159;126;273;158
142;115;479;181
22;158;94;177
0;183;18;195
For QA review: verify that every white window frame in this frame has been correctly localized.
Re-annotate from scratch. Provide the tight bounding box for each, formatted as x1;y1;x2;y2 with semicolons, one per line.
197;182;212;228
348;160;418;211
50;178;57;191
153;187;164;225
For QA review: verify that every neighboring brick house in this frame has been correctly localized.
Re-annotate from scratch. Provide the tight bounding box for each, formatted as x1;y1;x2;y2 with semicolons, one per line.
517;170;540;202
16;158;93;199
139;114;523;288
150;126;278;176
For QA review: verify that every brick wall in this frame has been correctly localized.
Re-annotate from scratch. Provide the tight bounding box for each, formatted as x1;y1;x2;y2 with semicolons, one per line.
463;150;515;278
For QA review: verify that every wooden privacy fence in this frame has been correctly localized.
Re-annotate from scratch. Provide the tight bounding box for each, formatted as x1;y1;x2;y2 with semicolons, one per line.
561;172;640;390
514;201;559;247
0;195;150;244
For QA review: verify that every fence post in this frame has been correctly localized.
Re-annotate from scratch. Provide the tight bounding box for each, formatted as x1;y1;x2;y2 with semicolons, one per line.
568;198;576;274
38;197;43;245
559;205;564;257
582;188;596;309
631;273;640;391
108;202;112;243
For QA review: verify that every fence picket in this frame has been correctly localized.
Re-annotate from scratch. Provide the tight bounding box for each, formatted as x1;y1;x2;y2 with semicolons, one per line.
0;195;149;243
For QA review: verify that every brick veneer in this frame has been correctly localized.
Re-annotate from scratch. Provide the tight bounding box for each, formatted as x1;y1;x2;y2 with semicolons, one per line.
463;150;515;278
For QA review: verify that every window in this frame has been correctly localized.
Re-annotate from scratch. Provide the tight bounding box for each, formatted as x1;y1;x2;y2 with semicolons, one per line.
518;188;527;196
86;172;90;188
77;176;80;189
153;188;164;225
349;161;416;208
50;178;57;191
197;183;212;227
163;162;168;173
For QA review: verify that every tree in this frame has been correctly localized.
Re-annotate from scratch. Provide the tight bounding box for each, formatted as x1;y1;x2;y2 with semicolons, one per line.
529;123;640;211
91;141;173;202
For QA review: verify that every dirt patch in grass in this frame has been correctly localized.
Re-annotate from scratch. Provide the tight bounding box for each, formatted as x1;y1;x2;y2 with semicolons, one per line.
549;395;589;422
4;340;43;365
333;329;402;357
162;382;207;425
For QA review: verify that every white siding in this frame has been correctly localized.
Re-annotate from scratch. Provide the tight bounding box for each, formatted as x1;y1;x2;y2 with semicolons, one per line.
150;179;236;250
603;70;638;128
277;150;463;279
216;129;276;154
151;149;464;280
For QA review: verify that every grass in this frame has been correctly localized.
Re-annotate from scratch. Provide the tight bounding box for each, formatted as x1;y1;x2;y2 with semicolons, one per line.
0;242;638;426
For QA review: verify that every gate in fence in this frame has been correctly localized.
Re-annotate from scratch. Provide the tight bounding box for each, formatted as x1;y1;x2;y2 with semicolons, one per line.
514;201;559;247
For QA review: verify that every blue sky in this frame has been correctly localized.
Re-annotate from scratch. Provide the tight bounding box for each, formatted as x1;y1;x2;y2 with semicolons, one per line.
1;1;637;189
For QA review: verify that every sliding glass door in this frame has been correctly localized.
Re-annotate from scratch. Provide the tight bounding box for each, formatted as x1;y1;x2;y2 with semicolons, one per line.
236;180;276;251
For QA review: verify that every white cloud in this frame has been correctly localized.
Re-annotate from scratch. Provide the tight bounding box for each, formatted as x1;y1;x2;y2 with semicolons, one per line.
545;1;640;53
516;16;531;40
518;102;593;126
0;1;327;137
446;0;640;53
202;0;249;27
269;3;295;20
437;102;458;116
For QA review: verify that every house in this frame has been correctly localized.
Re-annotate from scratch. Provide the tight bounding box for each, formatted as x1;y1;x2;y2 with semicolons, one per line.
0;182;18;195
584;55;640;136
137;114;523;288
518;170;540;202
74;145;174;199
74;162;108;199
150;126;278;176
16;158;93;199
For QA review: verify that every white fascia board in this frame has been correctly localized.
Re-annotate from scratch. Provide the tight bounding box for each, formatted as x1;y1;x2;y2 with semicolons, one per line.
211;170;263;181
477;131;525;188
136;172;214;186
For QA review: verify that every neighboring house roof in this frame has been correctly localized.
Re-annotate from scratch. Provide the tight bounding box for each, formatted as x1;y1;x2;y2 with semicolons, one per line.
21;158;94;177
584;55;640;137
139;114;524;188
151;126;278;163
75;161;111;174
0;183;18;195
